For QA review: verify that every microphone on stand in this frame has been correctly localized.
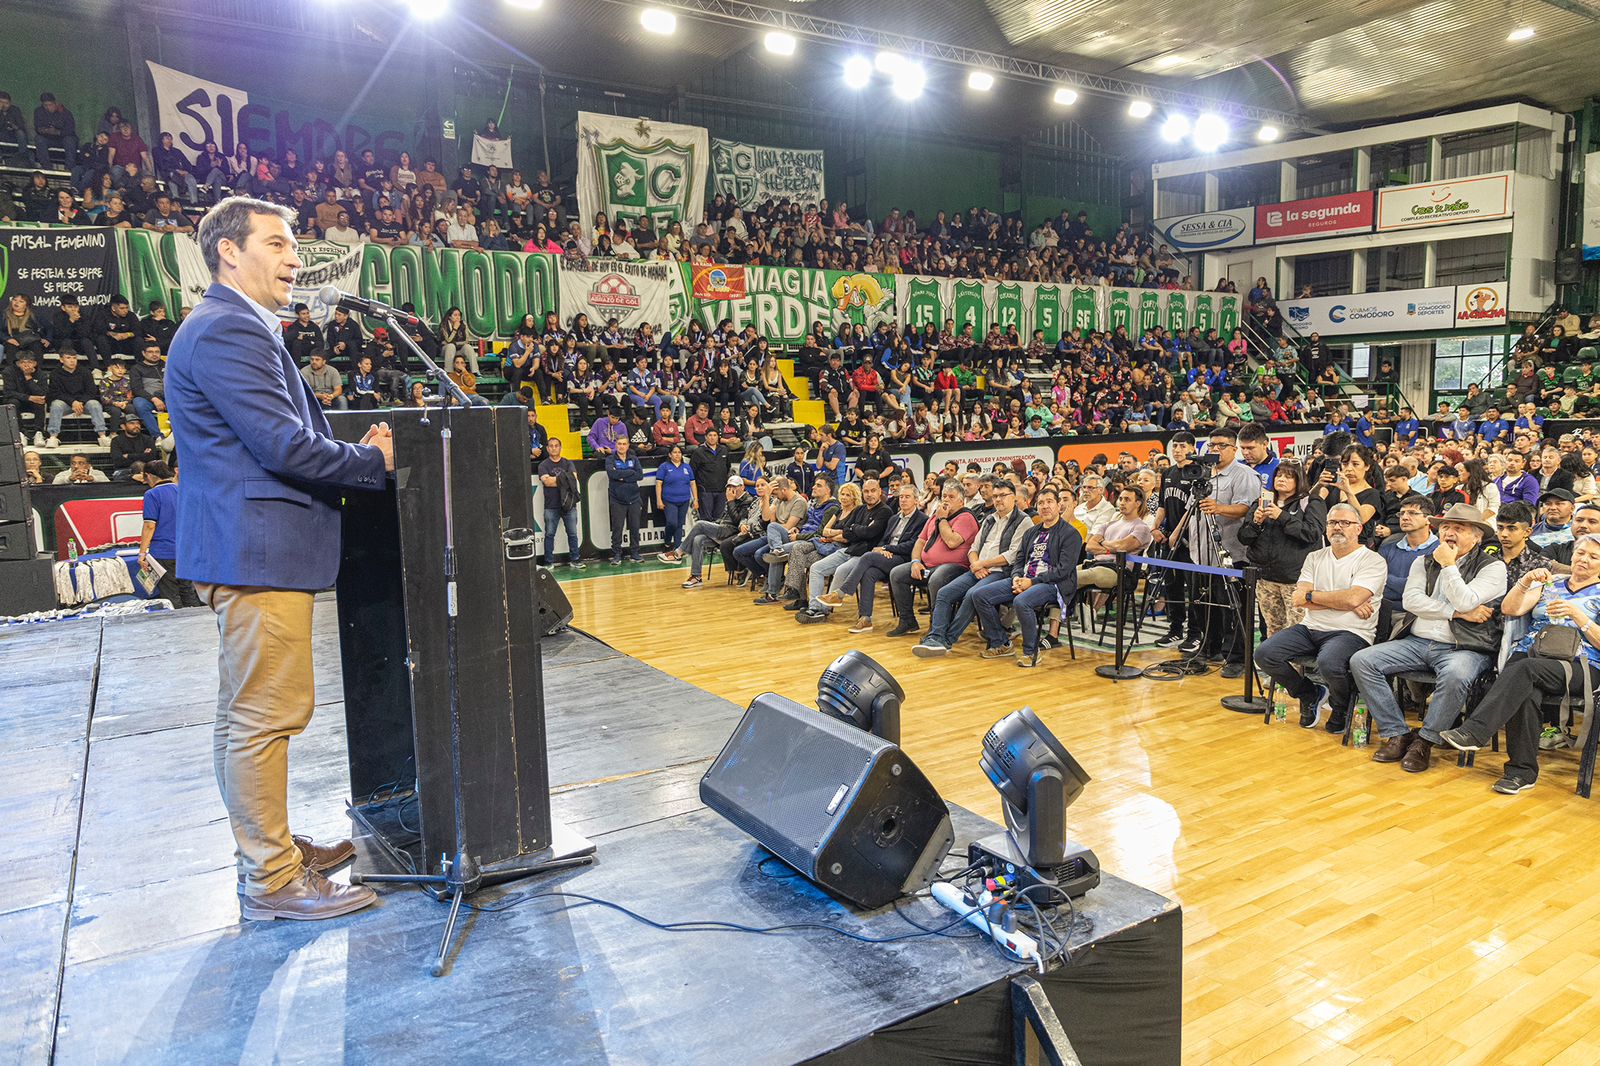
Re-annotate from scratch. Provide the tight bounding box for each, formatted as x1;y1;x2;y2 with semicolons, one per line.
316;285;423;325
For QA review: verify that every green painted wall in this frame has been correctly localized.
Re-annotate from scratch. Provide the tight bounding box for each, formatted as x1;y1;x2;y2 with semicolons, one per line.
0;7;135;144
864;136;1002;225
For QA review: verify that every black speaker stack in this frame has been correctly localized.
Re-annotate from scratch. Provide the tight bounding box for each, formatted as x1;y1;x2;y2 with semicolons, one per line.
0;407;56;615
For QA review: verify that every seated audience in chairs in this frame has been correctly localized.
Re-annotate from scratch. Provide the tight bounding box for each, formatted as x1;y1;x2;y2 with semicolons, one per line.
2;351;48;445
1374;494;1439;638
815;482;925;634
970;486;1083;668
109;409;159;480
752;477;837;605
1076;484;1152;594
796;479;890;623
1239;461;1327;639
1441;534;1600;795
1494;502;1554;585
44;348;109;448
1074;474;1115;532
1349;504;1508;773
732;475;806;583
680;475;759;589
884;480;979;638
1255;503;1389;732
912;477;1029;656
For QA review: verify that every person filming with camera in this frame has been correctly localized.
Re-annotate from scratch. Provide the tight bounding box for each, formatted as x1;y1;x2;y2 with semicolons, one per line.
1188;428;1263;677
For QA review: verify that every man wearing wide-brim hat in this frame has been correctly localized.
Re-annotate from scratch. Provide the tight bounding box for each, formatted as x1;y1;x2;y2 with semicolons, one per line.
1349;503;1508;773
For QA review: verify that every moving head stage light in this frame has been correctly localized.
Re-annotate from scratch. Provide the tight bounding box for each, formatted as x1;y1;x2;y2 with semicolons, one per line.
970;707;1100;899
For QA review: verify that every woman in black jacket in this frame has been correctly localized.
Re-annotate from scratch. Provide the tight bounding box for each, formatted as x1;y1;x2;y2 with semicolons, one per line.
1239;461;1327;638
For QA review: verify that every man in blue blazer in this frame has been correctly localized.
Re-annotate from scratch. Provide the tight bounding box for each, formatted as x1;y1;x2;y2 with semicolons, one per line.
167;196;393;921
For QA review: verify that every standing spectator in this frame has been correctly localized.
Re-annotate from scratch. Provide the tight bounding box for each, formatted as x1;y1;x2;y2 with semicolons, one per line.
1;351;48;444
32;92;76;167
605;437;644;564
44;348;108;447
1238;461;1327;639
299;351;346;411
654;443;698;563
538;436;583;568
137;461;202;607
689;428;732;521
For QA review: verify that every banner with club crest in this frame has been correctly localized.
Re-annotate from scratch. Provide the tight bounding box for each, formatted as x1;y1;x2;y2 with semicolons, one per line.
559;258;690;336
893;277;1241;343
576;112;709;234
710;139;825;207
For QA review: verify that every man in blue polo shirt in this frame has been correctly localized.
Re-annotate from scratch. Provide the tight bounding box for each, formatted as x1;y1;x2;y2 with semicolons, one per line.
1478;405;1510;445
138;462;202;607
1393;406;1422;446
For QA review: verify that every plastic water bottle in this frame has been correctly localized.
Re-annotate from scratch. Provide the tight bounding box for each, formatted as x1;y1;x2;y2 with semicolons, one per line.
1351;701;1369;748
67;538;78;562
1273;698;1288;724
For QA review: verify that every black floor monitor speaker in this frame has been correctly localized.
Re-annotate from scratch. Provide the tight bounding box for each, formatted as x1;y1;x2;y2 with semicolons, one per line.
701;694;954;909
0;520;36;560
0;557;56;614
535;565;572;636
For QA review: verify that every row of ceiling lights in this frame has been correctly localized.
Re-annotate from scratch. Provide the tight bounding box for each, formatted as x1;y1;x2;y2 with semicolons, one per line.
406;0;1287;151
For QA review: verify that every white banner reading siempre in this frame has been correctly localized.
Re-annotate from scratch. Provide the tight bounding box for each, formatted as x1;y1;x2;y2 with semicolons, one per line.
576;113;709;232
710;139;825;206
145;60;250;157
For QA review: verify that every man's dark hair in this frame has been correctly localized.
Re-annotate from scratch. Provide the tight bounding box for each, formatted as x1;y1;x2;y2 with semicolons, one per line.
1400;493;1436;516
1383;465;1409;481
1497;501;1534;526
1237;422;1267;444
197;195;296;276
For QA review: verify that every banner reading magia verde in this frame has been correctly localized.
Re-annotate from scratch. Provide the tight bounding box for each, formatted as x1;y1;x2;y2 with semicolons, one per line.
710;139;825;206
0;227;122;313
682;265;895;344
576;112;709;233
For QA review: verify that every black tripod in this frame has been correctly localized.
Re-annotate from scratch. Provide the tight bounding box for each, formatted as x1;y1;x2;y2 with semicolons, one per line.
349;311;589;977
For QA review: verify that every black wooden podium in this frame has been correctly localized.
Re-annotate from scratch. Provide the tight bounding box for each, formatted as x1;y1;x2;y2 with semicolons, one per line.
326;407;585;877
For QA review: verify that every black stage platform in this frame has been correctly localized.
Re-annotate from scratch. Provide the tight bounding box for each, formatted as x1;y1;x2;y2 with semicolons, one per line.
1;601;1181;1065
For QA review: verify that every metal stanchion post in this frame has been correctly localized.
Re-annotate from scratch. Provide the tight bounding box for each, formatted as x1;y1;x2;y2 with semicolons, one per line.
1095;552;1142;681
1221;565;1271;714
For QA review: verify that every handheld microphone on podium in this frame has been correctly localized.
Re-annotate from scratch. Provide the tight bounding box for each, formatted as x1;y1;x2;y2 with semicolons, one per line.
316;285;422;325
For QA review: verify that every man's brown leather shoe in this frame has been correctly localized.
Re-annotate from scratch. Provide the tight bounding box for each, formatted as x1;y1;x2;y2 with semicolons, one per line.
239;868;377;921
1371;732;1414;763
1401;737;1434;773
237;836;357;891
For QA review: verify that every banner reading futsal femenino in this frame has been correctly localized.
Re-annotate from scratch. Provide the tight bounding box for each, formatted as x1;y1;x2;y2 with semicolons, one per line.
0;227;121;313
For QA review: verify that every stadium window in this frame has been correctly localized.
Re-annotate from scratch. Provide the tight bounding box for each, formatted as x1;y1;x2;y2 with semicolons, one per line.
1432;335;1506;394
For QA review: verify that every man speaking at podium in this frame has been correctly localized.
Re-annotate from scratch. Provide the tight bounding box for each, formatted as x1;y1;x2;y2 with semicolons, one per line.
167;196;394;921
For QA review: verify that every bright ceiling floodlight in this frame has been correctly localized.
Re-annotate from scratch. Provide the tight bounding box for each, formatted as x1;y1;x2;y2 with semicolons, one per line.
1256;123;1282;142
503;0;543;9
966;707;1101;898
1052;87;1079;106
1155;54;1185;68
1193;112;1230;151
1160;113;1191;143
1507;25;1536;41
639;6;676;34
874;50;905;74
1127;99;1153;119
816;651;905;744
764;31;796;56
967;70;995;92
891;63;926;101
842;55;872;89
405;0;449;20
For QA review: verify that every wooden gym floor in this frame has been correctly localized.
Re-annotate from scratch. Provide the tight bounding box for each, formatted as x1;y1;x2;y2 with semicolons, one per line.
564;564;1600;1065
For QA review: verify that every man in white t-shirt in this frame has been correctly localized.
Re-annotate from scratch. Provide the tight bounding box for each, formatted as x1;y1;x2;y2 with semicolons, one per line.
1254;502;1389;731
1077;484;1151;590
445;207;480;249
1074;475;1115;534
